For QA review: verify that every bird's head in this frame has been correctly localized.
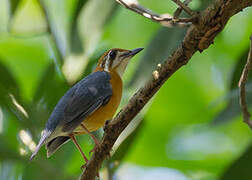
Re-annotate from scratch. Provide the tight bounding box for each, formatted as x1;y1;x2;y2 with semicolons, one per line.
95;48;143;77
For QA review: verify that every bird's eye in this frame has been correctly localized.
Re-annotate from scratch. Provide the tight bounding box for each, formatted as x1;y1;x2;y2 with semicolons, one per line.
109;50;117;60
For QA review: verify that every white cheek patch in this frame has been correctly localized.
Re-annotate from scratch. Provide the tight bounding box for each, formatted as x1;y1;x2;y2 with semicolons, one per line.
104;57;110;72
102;50;131;76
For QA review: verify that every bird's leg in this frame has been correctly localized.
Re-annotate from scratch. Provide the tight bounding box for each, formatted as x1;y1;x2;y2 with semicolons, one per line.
80;124;100;145
69;134;88;169
80;124;100;155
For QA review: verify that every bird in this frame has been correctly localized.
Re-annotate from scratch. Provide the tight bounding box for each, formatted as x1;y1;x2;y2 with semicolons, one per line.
30;47;144;165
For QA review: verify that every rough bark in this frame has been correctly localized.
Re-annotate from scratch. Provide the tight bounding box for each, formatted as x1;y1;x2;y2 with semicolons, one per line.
81;0;252;179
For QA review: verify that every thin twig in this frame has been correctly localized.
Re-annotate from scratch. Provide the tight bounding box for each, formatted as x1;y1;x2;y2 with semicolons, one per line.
238;34;252;129
116;0;194;27
172;0;194;16
174;0;192;19
80;0;252;179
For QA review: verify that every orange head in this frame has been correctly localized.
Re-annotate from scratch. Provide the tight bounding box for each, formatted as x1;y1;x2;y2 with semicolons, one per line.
95;48;143;77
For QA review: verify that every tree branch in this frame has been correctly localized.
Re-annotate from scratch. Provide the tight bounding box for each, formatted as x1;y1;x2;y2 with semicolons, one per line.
238;34;252;129
81;0;252;179
116;0;196;27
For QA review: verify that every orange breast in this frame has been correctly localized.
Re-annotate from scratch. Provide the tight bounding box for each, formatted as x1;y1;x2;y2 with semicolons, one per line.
74;70;122;134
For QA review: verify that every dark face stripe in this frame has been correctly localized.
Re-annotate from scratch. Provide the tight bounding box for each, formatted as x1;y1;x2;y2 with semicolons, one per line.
101;50;118;70
109;55;113;67
101;56;106;68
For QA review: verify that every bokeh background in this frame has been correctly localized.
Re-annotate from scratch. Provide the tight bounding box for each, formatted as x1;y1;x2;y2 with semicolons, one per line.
0;0;252;179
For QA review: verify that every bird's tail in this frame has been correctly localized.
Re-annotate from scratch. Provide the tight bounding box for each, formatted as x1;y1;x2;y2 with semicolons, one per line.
30;129;52;161
46;136;70;158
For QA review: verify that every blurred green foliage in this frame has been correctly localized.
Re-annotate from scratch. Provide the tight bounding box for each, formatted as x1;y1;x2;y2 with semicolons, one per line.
0;0;252;179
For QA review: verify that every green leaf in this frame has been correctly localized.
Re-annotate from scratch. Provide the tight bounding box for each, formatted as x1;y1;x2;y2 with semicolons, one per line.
127;27;186;88
220;144;252;180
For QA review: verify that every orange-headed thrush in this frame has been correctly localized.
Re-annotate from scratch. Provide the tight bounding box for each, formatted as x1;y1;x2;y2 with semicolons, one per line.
30;48;143;164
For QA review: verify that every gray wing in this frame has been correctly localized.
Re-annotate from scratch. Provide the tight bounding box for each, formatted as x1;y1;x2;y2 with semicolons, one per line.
45;71;112;133
61;96;104;132
30;71;112;160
